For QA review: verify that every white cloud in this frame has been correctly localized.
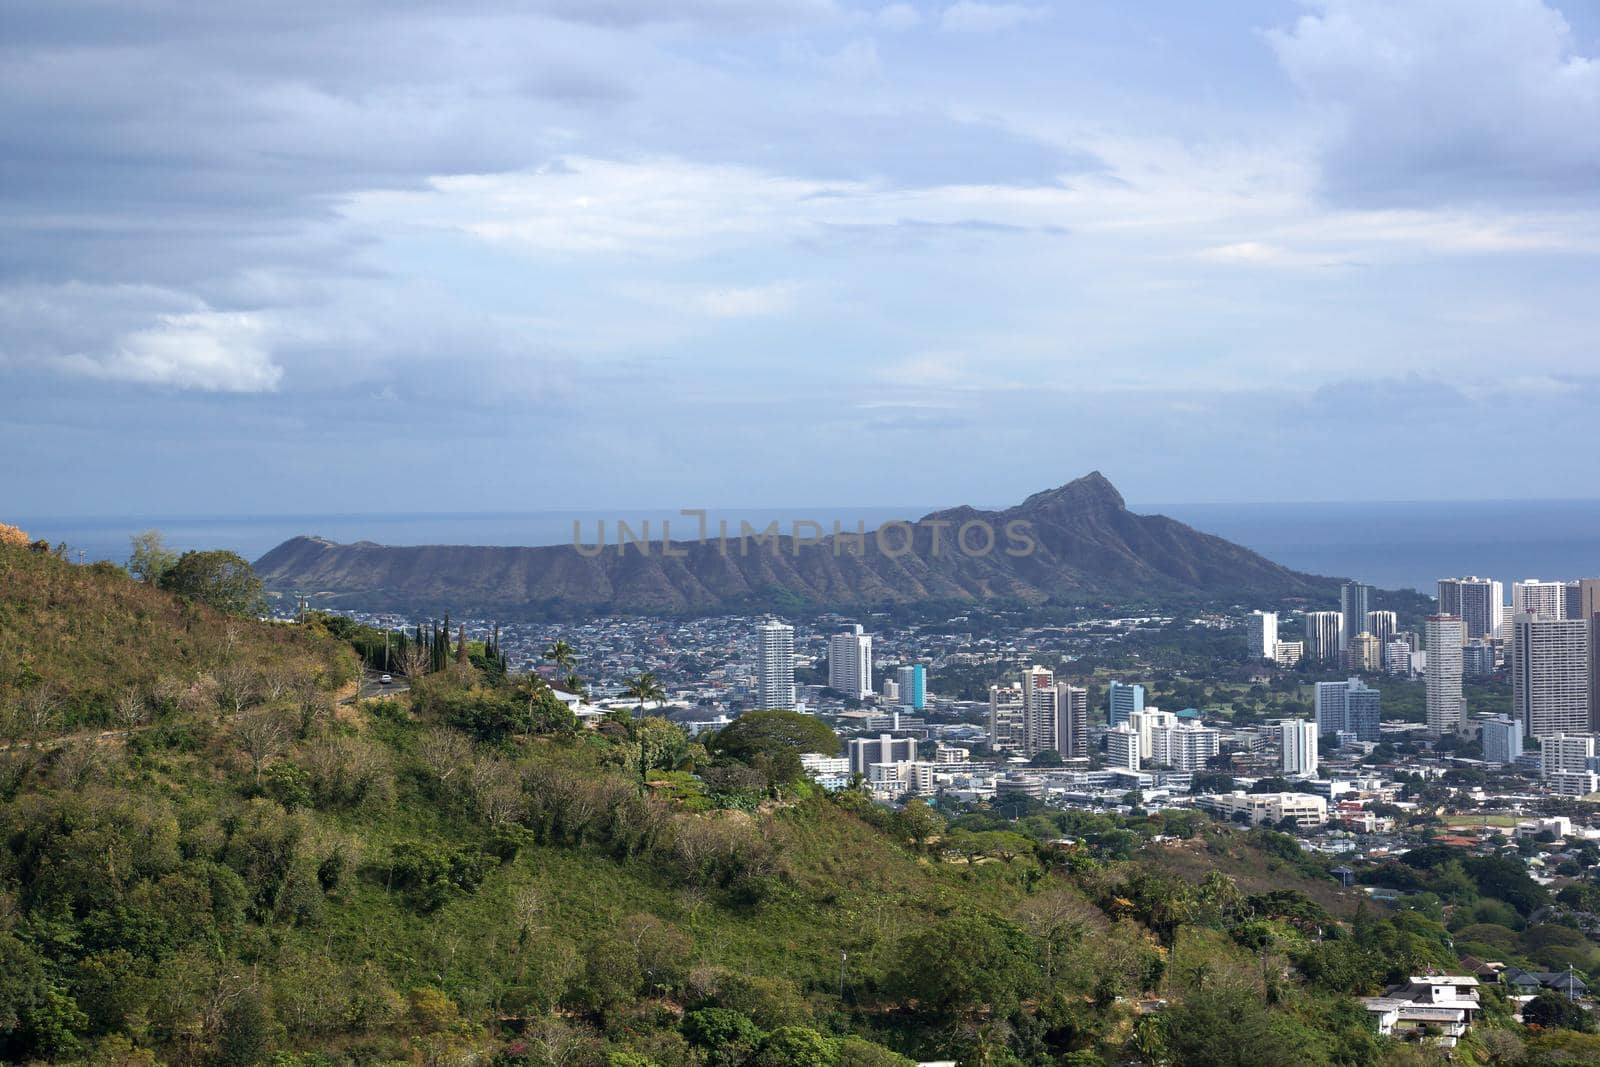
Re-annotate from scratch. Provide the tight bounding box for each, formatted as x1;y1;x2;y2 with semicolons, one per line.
875;3;922;30
939;2;1048;33
696;283;802;317
62;311;283;393
1266;0;1600;204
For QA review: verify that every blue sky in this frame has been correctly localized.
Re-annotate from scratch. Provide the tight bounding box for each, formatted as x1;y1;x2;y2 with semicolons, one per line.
4;0;1600;515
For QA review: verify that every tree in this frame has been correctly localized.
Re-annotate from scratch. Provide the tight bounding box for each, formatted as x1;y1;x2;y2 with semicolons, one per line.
545;639;576;674
887;914;1038;1017
1162;984;1329;1067
158;550;265;616
711;711;840;762
1523;989;1592;1032
624;671;667;712
126;530;176;584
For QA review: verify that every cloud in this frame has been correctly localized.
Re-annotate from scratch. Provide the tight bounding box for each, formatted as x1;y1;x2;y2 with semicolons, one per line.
1266;0;1600;205
875;3;922;30
62;311;283;393
696;283;802;317
939;2;1048;33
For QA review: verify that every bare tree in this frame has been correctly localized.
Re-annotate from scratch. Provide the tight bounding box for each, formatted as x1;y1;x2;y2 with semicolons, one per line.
466;754;523;827
113;687;149;730
214;662;260;718
418;728;473;793
234;708;292;783
49;738;103;788
17;687;64;740
396;639;431;682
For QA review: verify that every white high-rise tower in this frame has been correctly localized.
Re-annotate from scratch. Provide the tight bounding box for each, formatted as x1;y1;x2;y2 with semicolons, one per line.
1248;611;1278;660
1512;613;1590;739
755;620;795;710
1426;614;1466;736
827;625;873;699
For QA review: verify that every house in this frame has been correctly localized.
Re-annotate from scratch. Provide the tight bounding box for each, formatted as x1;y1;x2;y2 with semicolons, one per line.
1360;976;1480;1049
1502;966;1589;999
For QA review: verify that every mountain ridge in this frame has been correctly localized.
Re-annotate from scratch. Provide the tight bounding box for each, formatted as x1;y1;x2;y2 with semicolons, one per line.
254;473;1336;616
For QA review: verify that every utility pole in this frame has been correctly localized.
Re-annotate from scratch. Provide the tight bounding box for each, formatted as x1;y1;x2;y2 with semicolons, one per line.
838;950;848;1000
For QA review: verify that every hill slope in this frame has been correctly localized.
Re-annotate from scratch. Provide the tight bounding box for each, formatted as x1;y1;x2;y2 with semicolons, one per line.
254;472;1334;616
0;539;355;730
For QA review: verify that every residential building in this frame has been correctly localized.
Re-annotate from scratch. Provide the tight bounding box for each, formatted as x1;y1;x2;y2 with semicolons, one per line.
1281;719;1318;776
847;733;917;776
1315;680;1349;736
1107;680;1145;726
1362;977;1479;1050
798;754;851;790
1539;732;1594;778
754;620;795;710
1273;640;1304;667
895;664;926;710
1305;611;1346;664
1426;615;1466;736
1512;579;1566;620
1577;578;1600;731
1481;715;1524;767
1105;725;1140;771
1384;640;1414;676
1248;610;1278;660
1018;670;1087;759
1149;721;1219;772
1346;680;1381;741
1463;641;1496;678
987;682;1025;752
1128;708;1177;760
1365;610;1398;648
1548;770;1600;797
826;625;873;699
1347;632;1381;672
1512;614;1590;738
1340;582;1372;649
1437;577;1503;641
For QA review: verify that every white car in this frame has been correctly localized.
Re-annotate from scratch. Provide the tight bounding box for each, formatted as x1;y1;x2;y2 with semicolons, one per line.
379;674;392;685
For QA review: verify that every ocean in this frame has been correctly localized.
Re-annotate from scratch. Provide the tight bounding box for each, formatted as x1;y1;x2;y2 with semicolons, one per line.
14;499;1600;595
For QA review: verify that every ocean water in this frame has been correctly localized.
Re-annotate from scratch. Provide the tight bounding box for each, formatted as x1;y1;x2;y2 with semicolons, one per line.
14;498;1600;594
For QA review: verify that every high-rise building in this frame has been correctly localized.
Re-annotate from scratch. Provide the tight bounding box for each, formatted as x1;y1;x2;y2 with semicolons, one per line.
1105;726;1140;771
827;625;873;699
847;733;917;776
1273;640;1304;667
1365;610;1398;649
1481;715;1524;766
1346;679;1381;741
1314;680;1348;735
1314;677;1379;740
1383;639;1414;676
1512;579;1567;620
1437;577;1503;641
1107;681;1145;726
895;665;926;710
1340;582;1372;649
1149;721;1219;772
1346;632;1381;672
1128;708;1177;760
1248;611;1278;660
1539;732;1595;779
1016;668;1087;759
1058;684;1088;759
754;620;795;710
987;683;1025;752
1280;719;1318;776
1463;641;1496;678
1511;614;1590;739
1304;611;1346;664
1425;614;1466;736
1565;581;1584;623
1577;578;1600;732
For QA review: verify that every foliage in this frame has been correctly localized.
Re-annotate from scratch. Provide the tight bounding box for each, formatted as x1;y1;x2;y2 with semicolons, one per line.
157;549;266;616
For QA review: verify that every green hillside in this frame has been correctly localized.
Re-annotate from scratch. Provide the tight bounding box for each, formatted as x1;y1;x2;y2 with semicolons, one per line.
1;541;1594;1066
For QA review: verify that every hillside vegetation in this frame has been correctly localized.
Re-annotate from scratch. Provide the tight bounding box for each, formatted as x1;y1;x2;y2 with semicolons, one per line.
1;541;1594;1066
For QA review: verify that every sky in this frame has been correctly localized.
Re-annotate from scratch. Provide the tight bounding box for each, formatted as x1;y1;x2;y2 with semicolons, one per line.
4;0;1600;516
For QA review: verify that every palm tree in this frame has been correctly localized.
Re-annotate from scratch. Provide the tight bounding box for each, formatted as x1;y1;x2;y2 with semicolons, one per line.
622;671;665;711
544;639;575;674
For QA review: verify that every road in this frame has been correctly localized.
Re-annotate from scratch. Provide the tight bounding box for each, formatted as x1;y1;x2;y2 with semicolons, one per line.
349;669;410;702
